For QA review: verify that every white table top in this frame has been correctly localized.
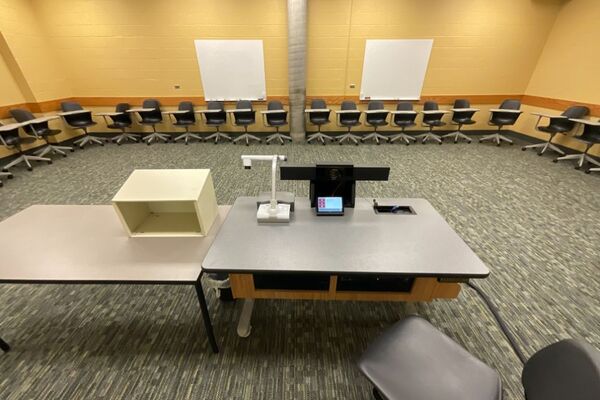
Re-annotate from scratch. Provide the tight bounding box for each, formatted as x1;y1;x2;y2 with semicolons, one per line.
203;197;489;278
22;116;60;124
162;110;190;114
421;110;450;114
305;108;330;113
112;169;212;202
260;110;287;114
226;109;253;113
0;205;229;283
531;112;567;119
451;108;480;112
389;110;417;114
570;118;600;126
95;112;125;117
58;109;91;116
195;109;223;114
127;108;155;113
335;110;362;114
0;122;26;132
489;109;522;113
364;109;389;114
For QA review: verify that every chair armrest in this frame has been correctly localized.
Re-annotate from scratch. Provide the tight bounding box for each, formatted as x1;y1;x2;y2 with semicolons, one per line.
0;122;27;131
364;110;390;115
305;108;330;113
389;110;417;115
421;110;450;114
226;109;253;113
195;109;222;114
335;110;362;114
489;109;522;113
127;108;155;112
530;112;567;119
162;110;189;115
24;116;60;124
261;110;287;114
451;108;480;112
58;109;91;116
95;112;124;117
569;118;600;126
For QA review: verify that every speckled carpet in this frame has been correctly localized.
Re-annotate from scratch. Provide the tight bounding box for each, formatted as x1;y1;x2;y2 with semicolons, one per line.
0;136;599;400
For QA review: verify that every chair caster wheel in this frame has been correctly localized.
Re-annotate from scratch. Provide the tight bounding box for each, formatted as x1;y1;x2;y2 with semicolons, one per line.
2;168;8;173
376;142;380;145
27;167;33;171
521;147;527;151
245;143;249;146
575;166;581;170
8;174;13;179
70;148;75;152
509;142;514;145
585;170;591;174
185;143;188;145
100;143;104;146
147;143;151;146
355;142;359;146
439;142;443;145
62;154;67;158
537;152;543;156
266;142;270;145
281;143;284;146
552;159;558;163
496;143;501;147
47;160;53;165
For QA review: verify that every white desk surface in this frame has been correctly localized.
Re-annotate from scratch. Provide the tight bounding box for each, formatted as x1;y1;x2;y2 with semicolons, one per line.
112;169;212;202
127;108;155;113
0;205;229;283
335;110;362;114
570;118;600;126
305;108;330;113
226;109;252;113
260;110;287;114
203;197;490;278
58;110;91;116
195;109;223;114
162;110;190;115
95;112;124;117
364;109;390;114
489;109;522;113
531;112;567;119
0;122;26;132
421;110;450;114
451;108;480;112
23;116;60;124
389;110;417;114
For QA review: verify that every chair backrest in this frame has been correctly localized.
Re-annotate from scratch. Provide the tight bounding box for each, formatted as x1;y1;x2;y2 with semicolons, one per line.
140;99;163;122
60;101;93;126
423;101;439;111
205;101;226;125
394;102;417;126
10;108;43;135
547;106;590;132
368;101;384;110
234;100;255;124
340;101;360;124
454;99;470;108
311;99;326;109
500;99;521;110
266;100;287;125
112;103;132;125
522;339;600;400
175;101;196;124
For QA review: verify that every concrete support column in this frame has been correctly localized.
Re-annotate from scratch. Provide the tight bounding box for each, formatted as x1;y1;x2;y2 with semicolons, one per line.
287;0;307;141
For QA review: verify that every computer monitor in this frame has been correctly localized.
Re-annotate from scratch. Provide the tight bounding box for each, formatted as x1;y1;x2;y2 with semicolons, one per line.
280;163;390;207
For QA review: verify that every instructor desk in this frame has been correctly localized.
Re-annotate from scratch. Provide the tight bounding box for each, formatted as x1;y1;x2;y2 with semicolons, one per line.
202;197;490;337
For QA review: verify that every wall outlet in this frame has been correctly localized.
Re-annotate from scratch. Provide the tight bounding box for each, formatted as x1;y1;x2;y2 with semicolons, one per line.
349;83;356;89
174;84;181;89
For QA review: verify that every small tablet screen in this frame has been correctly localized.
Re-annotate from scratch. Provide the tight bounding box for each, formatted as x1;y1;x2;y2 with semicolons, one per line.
317;197;344;215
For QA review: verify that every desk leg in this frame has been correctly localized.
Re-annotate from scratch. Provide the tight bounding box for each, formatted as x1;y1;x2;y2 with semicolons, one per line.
194;275;219;354
237;299;254;338
0;336;10;352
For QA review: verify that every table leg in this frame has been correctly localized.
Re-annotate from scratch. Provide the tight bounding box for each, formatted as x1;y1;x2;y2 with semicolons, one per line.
237;299;255;338
0;336;10;352
194;275;219;354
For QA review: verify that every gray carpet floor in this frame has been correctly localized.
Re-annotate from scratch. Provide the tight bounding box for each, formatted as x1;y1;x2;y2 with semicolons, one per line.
0;136;599;400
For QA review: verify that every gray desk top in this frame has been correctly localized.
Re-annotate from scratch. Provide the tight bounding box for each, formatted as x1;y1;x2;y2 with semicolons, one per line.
0;205;230;284
202;197;489;278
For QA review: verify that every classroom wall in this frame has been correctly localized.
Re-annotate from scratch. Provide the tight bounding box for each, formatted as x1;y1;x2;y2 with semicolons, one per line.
0;52;24;106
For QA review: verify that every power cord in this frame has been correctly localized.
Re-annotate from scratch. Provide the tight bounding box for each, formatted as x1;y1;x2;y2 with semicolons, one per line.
466;281;527;365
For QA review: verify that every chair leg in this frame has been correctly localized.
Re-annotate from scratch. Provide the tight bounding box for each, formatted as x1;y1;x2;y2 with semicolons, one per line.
0;336;10;352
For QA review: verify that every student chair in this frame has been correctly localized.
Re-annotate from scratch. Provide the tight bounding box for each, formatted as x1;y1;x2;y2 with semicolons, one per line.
0;122;52;172
554;118;600;170
417;101;445;144
171;101;202;145
362;101;389;144
479;99;522;146
388;102;417;145
232;100;260;146
306;99;334;145
522;106;590;156
60;101;104;148
10;108;72;157
443;99;477;143
136;99;169;145
203;101;231;144
264;100;292;145
358;315;600;400
336;100;362;145
100;103;140;145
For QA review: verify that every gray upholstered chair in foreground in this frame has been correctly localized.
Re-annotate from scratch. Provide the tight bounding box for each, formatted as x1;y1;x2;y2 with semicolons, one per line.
336;100;362;145
306;99;334;144
263;100;292;145
389;102;417;145
358;315;600;400
554;118;600;170
362;100;389;145
480;99;522;146
522;105;589;156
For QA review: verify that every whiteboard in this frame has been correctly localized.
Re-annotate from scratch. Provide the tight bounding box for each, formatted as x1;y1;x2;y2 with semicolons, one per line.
194;40;267;101
360;39;433;101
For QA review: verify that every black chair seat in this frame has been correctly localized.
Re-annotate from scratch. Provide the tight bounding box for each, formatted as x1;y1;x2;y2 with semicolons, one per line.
173;120;195;126
2;135;36;146
395;121;416;128
579;132;600;143
454;118;476;125
206;119;226;126
235;118;254;125
424;120;446;127
310;116;329;124
539;125;570;134
107;122;130;129
367;119;387;126
491;117;517;125
358;316;502;400
268;119;287;126
140;118;162;124
67;120;97;128
28;126;59;137
340;121;361;127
